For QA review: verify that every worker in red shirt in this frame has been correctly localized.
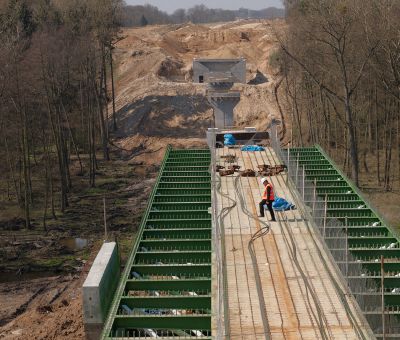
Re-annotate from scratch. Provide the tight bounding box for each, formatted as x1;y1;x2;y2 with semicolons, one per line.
259;177;276;221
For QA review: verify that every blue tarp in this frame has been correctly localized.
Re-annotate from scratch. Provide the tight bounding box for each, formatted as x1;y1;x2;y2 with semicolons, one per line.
241;145;265;152
270;197;296;211
224;134;236;146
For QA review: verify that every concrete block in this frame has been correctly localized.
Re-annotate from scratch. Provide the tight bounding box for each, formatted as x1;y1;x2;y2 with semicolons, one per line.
82;242;120;340
193;58;246;84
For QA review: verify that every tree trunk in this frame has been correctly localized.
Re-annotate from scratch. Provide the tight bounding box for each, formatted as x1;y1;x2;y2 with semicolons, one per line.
344;95;359;186
110;48;118;131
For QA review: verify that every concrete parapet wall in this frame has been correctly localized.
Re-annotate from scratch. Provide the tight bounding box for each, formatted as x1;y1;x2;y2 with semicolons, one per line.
82;242;120;340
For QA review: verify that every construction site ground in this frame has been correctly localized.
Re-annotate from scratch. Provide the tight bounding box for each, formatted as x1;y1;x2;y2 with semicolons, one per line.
216;146;373;339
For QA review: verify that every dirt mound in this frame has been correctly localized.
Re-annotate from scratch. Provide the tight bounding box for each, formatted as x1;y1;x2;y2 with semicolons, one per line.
0;274;85;339
111;19;284;157
156;57;185;80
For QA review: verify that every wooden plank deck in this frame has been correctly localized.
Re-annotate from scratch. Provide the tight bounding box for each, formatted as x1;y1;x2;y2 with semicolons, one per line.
215;146;373;340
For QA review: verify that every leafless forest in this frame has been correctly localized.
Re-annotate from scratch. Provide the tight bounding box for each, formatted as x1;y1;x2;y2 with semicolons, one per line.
0;0;123;230
1;0;399;237
279;0;400;194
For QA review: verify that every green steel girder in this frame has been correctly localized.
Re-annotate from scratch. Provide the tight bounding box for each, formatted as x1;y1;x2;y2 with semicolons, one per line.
120;296;211;309
153;195;211;203
346;277;400;289
111;333;213;339
285;145;400;337
160;177;210;183
162;171;210;177
337;261;400;273
142;229;211;239
152;203;211;211
297;159;330;164
170;149;210;153
347;249;400;257
147;220;211;228
327;209;375;218
325;216;381;225
299;165;336;170
346;237;397;247
305;169;341;175
334;226;390;236
326;201;367;209
145;220;211;229
165;160;210;165
142;228;211;241
325;236;396;246
164;166;210;171
125;279;211;292
158;182;211;189
112;315;211;330
139;240;211;251
134;251;211;263
306;175;345;181
314;193;361;201
148;211;211;220
131;264;211;277
156;188;211;195
101;147;212;339
312;181;350;187
168;155;211;159
316;188;354;194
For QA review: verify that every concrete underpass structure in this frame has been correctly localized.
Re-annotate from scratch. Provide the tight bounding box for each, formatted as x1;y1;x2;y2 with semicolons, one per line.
193;58;246;129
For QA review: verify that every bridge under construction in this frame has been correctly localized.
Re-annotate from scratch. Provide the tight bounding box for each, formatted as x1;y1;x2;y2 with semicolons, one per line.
82;59;400;339
93;130;400;339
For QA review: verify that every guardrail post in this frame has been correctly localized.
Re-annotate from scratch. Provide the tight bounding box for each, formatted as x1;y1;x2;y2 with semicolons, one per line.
296;153;299;187
302;167;305;200
345;216;348;279
312;179;317;215
381;255;385;340
323;194;328;238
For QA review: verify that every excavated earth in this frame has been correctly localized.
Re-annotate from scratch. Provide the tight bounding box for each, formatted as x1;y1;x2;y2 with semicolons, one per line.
112;20;285;165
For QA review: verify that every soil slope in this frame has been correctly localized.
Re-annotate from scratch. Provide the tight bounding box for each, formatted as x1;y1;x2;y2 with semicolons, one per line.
112;20;285;165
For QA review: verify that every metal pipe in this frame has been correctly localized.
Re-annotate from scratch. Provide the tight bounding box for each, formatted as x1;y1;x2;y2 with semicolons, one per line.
345;216;348;280
312;179;317;216
302;167;305;200
323;194;328;238
381;255;385;340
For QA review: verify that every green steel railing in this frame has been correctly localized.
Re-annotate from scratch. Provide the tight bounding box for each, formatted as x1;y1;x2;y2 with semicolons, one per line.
101;148;212;339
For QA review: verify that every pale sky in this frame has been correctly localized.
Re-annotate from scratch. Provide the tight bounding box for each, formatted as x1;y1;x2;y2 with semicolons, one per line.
125;0;284;13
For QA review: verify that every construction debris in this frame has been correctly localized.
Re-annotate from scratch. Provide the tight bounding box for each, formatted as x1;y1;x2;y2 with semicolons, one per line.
228;165;241;172
258;164;287;176
219;169;235;177
240;169;256;177
216;165;225;172
258;164;270;171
